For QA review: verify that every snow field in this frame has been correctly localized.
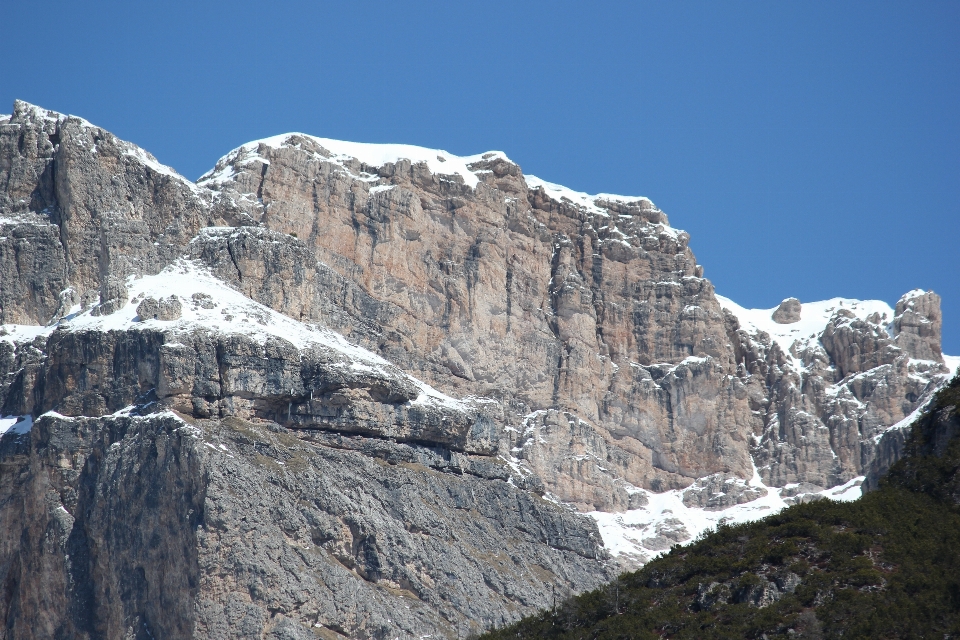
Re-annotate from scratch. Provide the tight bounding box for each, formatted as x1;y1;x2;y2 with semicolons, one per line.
589;472;864;565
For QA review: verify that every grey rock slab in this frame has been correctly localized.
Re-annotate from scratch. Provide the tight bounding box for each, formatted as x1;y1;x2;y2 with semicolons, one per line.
0;412;613;639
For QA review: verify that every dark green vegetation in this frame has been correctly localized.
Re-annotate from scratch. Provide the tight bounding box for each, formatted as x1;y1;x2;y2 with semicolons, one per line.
481;375;960;639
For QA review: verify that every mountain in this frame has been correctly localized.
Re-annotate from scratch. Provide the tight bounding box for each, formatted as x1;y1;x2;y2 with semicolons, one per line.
480;371;960;639
0;100;953;638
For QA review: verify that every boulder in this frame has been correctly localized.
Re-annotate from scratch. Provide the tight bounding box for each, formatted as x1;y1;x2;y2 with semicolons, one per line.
772;297;801;324
136;295;182;321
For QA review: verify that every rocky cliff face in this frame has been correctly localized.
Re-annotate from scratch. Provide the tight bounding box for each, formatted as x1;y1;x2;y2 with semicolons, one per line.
194;131;951;505
195;135;757;509
1;411;607;639
0;101;953;637
722;292;949;490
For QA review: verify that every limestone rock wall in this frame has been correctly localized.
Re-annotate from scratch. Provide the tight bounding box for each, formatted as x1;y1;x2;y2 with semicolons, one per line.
726;294;948;488
0;100;244;325
198;133;950;505
894;290;943;362
0;412;611;640
0;100;953;636
0;414;204;640
198;135;757;504
2;101;950;504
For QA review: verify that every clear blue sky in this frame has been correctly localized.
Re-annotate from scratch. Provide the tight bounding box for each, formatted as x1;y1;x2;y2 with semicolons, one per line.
4;1;958;353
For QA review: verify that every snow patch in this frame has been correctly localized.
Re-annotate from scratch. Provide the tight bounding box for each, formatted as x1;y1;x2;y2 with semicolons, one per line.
0;323;54;345
0;415;33;436
717;295;894;353
900;289;928;302
53;258;475;416
943;354;960;377
589;466;864;565
368;184;396;195
63;259;389;355
200;134;517;190
524;174;652;217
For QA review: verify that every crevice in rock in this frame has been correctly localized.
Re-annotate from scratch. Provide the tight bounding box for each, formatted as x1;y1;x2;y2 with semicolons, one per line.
547;237;565;406
224;240;244;283
505;265;513;333
256;163;268;203
464;240;481;321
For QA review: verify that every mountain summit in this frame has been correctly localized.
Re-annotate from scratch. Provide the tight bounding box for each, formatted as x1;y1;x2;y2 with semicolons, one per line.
0;101;953;638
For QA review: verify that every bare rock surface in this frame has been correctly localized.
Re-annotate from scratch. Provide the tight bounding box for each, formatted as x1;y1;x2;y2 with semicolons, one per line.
0;412;610;639
197;131;952;502
772;298;801;324
196;133;756;503
894;289;943;362
681;473;768;510
720;294;951;488
136;295;182;321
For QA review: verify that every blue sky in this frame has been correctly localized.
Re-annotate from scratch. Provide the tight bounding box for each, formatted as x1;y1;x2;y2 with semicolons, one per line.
4;1;958;352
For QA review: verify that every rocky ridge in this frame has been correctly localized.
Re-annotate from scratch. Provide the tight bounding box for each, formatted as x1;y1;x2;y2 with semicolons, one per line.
0;101;954;637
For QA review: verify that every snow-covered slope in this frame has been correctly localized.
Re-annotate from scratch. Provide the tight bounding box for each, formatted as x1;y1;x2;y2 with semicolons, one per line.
0;415;32;436
523;174;652;214
589;472;863;567
199;133;516;189
717;295;894;353
1;258;476;415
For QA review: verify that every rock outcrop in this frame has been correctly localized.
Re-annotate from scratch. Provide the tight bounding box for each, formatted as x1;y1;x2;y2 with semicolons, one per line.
771;298;801;324
136;295;182;321
681;473;768;511
194;132;951;501
894;289;943;362
722;295;949;488
0;101;953;636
